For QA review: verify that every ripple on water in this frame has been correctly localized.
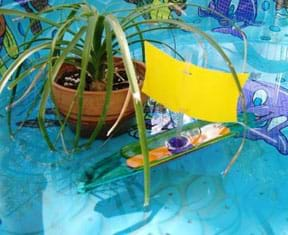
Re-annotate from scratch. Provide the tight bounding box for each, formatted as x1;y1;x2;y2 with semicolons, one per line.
185;176;217;210
260;35;271;41
269;25;281;32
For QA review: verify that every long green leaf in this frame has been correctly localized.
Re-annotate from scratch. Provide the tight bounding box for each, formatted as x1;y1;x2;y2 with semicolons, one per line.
105;14;150;207
126;39;185;61
7;69;20;137
74;14;98;148
7;63;46;110
39;3;83;14
8;60;47;89
37;80;55;150
37;26;87;150
50;27;86;82
49;26;87;149
91;15;105;80
15;84;44;133
51;9;80;60
0;43;50;93
0;9;59;27
82;19;114;148
93;15;105;53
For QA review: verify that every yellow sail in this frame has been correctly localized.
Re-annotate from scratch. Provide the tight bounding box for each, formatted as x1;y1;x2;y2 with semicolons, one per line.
142;42;249;123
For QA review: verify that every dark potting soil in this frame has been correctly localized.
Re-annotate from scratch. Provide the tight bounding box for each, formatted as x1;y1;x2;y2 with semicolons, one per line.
112;70;129;90
57;70;130;91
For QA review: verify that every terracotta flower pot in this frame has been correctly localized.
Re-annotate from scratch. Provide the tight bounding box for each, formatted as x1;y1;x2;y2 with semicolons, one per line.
52;57;146;137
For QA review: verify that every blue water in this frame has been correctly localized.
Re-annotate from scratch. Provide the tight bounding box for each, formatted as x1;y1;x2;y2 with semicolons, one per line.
1;0;288;234
2;117;288;234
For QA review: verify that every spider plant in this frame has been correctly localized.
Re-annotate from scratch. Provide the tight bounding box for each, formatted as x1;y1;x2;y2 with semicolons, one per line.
0;2;247;206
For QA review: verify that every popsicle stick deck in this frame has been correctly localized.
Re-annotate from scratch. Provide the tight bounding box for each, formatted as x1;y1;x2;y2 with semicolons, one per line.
126;124;231;169
78;121;238;192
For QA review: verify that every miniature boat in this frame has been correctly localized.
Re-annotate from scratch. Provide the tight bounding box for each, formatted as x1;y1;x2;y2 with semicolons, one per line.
78;121;238;193
125;122;230;169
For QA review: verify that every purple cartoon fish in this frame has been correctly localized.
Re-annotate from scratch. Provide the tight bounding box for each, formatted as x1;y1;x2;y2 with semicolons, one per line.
239;79;288;154
199;0;259;39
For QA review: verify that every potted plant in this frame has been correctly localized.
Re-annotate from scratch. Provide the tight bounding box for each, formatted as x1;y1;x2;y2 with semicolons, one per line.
0;3;155;151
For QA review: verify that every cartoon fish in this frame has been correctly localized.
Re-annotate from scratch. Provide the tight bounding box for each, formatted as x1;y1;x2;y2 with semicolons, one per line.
198;0;233;22
14;0;49;34
234;0;258;24
30;0;49;11
199;0;259;39
167;0;187;16
0;15;19;76
124;0;186;19
238;79;288;155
